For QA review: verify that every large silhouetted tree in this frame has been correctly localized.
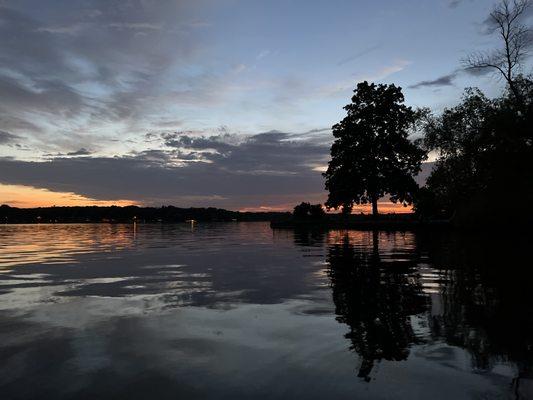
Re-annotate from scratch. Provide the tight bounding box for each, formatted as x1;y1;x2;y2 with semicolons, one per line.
324;81;426;217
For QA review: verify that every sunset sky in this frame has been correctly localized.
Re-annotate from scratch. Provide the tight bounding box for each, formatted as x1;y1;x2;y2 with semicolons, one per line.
0;0;525;210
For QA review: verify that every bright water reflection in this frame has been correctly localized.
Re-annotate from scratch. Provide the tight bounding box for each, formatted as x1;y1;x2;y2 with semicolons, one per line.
0;223;531;399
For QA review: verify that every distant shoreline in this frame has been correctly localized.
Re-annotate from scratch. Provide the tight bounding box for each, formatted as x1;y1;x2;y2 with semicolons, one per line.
0;205;290;224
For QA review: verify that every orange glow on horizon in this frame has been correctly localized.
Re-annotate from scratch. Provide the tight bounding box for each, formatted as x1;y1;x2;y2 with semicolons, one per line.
0;183;137;208
240;201;413;214
351;202;413;214
1;183;414;213
239;205;294;213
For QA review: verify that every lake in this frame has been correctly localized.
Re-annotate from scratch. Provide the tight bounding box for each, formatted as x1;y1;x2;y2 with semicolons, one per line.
0;222;531;399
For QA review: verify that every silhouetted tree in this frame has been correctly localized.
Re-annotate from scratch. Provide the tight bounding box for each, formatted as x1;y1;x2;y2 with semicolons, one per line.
293;202;311;219
415;89;496;219
324;81;426;217
415;0;533;225
292;202;325;220
309;204;326;219
463;0;531;108
416;80;533;224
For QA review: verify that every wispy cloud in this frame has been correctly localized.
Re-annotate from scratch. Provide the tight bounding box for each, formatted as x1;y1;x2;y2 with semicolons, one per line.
447;0;473;9
337;45;380;66
321;59;412;96
0;130;20;144
107;22;163;31
256;50;271;60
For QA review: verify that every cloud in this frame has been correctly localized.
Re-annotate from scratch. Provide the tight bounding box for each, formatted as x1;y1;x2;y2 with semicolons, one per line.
447;0;473;9
43;148;94;157
161;130;332;174
337;45;380;66
232;64;247;74
320;59;412;97
0;76;84;117
462;66;494;77
0;130;332;209
106;22;163;31
409;65;495;89
448;0;462;8
408;72;458;89
0;0;212;148
256;50;271;60
375;59;412;78
0;130;20;144
67;148;92;156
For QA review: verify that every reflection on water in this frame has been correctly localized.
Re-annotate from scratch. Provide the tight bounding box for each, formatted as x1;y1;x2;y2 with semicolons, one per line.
326;231;428;380
0;224;136;268
0;223;531;399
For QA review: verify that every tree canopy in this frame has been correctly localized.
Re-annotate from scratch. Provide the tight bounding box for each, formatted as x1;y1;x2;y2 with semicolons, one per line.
324;81;426;216
415;80;533;225
293;202;326;220
415;0;533;226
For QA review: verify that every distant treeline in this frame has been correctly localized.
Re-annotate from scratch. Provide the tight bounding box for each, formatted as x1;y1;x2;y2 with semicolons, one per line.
0;205;290;224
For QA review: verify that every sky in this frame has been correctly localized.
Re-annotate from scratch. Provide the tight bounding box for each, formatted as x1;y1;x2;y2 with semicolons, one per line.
0;0;528;210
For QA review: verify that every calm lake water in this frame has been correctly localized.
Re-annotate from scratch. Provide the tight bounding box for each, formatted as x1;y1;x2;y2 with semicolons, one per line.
0;222;531;399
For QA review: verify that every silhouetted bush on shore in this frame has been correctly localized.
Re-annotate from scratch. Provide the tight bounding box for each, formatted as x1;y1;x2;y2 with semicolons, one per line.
293;202;326;221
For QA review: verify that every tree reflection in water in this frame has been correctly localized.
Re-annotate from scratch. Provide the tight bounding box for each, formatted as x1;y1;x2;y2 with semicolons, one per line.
325;230;428;380
417;232;533;396
320;229;533;393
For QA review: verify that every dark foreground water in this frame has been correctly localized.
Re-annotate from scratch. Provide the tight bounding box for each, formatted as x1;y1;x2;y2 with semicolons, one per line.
0;223;531;399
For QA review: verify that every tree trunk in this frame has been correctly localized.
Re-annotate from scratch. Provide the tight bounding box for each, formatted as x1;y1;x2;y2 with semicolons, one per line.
372;230;379;256
371;197;378;219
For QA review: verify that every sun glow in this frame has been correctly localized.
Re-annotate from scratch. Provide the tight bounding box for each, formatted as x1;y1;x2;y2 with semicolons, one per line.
0;184;137;208
351;202;413;214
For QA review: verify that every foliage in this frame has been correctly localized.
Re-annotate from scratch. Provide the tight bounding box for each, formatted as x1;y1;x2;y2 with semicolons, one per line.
293;202;326;220
324;81;426;216
415;0;533;225
415;78;533;224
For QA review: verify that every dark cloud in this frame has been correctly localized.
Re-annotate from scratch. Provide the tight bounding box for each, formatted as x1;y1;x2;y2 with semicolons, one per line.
0;77;84;118
46;148;94;157
408;72;458;89
0;131;331;208
0;115;43;134
162;130;331;174
409;65;495;89
0;0;210;142
462;66;494;77
67;148;92;156
162;132;236;153
0;130;20;144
